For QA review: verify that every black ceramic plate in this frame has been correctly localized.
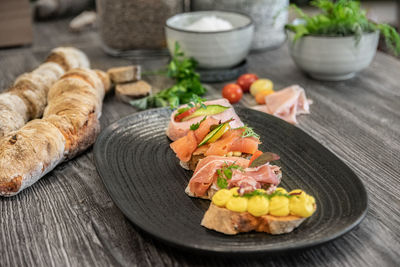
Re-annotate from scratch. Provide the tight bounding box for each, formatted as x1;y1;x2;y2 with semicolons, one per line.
94;107;368;255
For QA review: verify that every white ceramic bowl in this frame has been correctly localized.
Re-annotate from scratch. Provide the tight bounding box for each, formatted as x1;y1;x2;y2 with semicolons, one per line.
287;30;379;81
165;11;254;69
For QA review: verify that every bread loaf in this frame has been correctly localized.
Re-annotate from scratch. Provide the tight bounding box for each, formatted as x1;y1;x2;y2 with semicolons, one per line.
0;68;110;196
0;47;89;137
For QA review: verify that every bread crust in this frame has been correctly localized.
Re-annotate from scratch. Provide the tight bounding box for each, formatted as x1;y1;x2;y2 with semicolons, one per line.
0;47;90;137
201;203;310;235
0;68;109;196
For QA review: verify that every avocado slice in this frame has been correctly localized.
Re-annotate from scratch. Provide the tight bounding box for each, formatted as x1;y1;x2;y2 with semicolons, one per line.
181;105;229;122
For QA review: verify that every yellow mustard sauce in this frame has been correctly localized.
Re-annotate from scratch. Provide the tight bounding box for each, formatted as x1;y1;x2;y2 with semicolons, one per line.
289;189;316;218
211;187;316;218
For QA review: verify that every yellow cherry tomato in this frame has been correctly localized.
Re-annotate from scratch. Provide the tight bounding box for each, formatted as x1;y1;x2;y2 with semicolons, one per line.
250;79;274;96
207;123;230;143
212;189;233;207
248;196;269;217
269;195;290;216
226;197;248;212
255;89;275;104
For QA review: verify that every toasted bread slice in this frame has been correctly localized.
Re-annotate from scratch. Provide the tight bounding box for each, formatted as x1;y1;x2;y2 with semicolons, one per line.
115;80;151;103
201;203;314;235
107;65;141;84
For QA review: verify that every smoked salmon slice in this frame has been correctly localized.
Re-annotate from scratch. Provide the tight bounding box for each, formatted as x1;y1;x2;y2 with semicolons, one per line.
166;98;244;141
171;126;260;163
205;128;260;157
170;117;218;162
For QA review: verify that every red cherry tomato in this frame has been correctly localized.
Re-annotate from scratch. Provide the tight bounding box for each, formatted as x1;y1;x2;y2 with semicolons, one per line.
236;73;258;92
174;107;196;122
222;83;243;104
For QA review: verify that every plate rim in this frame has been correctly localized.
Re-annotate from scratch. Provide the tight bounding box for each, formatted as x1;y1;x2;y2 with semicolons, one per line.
94;107;369;255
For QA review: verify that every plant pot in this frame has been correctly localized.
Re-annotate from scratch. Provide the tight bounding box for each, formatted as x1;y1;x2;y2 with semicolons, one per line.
287;30;380;81
191;0;288;51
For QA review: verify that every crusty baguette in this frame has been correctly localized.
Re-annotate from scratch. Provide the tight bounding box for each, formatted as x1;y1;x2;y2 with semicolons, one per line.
0;47;89;137
0;68;110;196
201;203;311;235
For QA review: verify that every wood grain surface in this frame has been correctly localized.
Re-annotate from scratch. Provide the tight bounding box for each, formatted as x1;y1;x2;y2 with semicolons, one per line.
0;18;399;267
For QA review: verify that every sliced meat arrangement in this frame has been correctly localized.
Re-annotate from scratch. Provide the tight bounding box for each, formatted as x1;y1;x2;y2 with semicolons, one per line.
252;85;311;124
166;94;317;236
166;98;244;141
170;117;260;170
185;155;281;199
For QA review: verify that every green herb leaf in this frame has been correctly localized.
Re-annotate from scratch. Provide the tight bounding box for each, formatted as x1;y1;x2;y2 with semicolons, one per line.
217;176;228;189
130;41;207;110
189;116;207;131
223;168;232;180
240;125;260;139
215;163;243;189
238;189;293;199
130;97;148;110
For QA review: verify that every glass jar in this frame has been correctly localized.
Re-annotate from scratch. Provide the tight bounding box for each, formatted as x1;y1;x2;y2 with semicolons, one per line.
191;0;289;51
96;0;184;56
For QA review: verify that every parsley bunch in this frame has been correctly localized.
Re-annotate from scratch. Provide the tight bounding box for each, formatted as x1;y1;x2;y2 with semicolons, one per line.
130;42;207;110
286;0;400;55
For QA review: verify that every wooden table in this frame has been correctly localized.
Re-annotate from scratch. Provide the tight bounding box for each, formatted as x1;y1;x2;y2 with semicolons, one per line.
1;19;399;267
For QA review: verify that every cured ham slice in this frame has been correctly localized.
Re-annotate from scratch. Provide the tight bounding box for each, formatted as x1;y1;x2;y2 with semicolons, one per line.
252;85;311;124
228;164;281;194
166;98;244;141
187;156;250;198
186;156;281;199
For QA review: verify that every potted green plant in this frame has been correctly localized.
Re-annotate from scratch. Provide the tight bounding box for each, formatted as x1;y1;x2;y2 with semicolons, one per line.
286;0;400;81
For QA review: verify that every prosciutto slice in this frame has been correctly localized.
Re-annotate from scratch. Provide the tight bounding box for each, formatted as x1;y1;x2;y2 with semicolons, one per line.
188;156;249;197
186;156;281;198
166;98;244;141
252;85;311;124
228;164;281;194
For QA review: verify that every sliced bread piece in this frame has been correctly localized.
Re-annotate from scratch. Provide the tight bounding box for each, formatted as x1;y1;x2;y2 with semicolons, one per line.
107;65;141;84
115;80;151;103
201;203;311;235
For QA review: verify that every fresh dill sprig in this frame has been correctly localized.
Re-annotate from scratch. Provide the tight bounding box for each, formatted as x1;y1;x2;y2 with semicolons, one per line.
189;116;207;131
236;125;260;139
